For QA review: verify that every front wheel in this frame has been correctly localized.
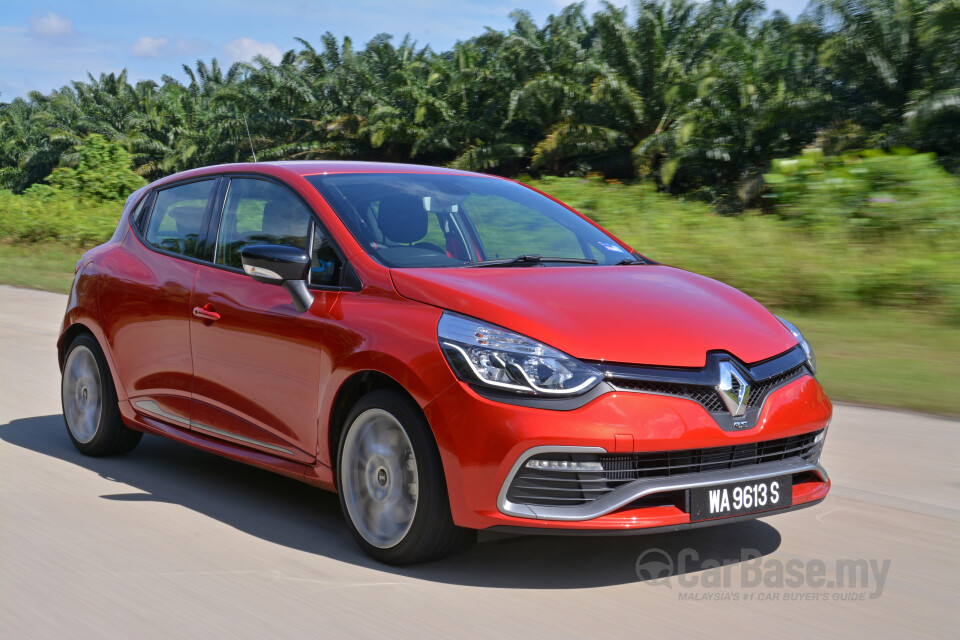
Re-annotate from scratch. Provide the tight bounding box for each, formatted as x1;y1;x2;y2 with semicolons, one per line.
337;389;470;564
61;333;142;456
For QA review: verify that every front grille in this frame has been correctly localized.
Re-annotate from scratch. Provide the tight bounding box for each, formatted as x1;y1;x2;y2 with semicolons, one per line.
611;379;727;412
746;365;805;407
505;430;823;508
607;364;806;414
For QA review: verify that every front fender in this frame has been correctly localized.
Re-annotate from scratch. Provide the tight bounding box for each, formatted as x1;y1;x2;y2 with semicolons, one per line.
316;294;458;468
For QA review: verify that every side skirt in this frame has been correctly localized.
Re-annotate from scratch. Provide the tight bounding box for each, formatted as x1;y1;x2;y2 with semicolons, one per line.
118;400;336;491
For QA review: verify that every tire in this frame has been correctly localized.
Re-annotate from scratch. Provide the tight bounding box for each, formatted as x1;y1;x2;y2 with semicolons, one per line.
61;333;142;456
336;389;471;564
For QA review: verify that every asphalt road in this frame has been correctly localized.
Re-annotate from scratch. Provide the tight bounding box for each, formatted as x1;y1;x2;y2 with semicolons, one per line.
1;284;957;639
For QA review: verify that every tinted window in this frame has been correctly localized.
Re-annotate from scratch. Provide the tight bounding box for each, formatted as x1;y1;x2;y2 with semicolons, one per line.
215;179;312;269
144;180;215;257
130;192;150;230
307;173;635;268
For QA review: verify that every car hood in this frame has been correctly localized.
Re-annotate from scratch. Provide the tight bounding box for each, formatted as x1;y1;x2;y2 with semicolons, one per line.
391;265;797;367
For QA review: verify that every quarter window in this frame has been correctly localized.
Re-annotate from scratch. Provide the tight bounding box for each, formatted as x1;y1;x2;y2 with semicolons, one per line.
311;224;342;287
143;180;215;257
130;192;151;231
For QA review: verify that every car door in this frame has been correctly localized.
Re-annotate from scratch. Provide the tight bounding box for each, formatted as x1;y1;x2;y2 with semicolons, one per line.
99;177;219;428
188;176;344;462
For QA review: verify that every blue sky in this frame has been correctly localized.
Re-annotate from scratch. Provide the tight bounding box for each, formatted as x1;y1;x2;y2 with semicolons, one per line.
1;1;810;100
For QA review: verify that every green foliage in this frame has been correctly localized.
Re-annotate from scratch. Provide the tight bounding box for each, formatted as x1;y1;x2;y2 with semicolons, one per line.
0;188;122;246
45;134;146;202
0;1;957;206
0;134;145;246
764;149;960;237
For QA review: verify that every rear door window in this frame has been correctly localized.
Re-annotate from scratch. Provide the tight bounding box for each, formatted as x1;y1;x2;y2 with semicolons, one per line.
143;180;216;257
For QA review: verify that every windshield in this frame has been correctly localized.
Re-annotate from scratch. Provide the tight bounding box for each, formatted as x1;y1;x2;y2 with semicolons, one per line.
306;173;637;268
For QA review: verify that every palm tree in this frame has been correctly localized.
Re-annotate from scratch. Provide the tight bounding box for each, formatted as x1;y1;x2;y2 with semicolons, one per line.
1;1;956;203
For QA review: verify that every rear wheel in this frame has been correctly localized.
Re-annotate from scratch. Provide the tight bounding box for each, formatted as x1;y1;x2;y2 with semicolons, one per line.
337;389;470;564
61;334;142;456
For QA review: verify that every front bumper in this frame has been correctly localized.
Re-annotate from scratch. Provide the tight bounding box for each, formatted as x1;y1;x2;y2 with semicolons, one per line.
424;374;832;532
499;454;827;521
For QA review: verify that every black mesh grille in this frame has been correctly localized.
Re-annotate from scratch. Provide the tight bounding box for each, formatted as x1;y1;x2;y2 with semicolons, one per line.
746;365;805;408
608;380;727;412
607;365;806;414
506;430;823;508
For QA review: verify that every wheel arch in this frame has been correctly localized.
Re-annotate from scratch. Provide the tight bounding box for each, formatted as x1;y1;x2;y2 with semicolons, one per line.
58;322;95;370
326;370;421;489
58;258;131;403
58;318;128;404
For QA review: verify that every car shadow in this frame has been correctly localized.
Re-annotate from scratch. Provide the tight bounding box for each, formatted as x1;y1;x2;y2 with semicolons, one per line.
1;414;782;589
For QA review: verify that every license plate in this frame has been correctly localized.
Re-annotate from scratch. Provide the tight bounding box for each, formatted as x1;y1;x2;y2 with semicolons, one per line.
690;475;792;521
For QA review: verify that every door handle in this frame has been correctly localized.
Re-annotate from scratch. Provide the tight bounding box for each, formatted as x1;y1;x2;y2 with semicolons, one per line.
193;305;220;322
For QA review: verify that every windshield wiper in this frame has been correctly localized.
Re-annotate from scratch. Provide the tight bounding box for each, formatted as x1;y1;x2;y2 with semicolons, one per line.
615;258;648;265
463;254;598;268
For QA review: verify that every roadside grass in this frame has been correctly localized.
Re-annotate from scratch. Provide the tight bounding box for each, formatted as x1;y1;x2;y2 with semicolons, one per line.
1;240;957;415
0;241;80;294
774;308;960;417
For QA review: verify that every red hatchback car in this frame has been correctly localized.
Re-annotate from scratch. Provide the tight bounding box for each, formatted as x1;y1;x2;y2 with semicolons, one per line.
59;161;831;564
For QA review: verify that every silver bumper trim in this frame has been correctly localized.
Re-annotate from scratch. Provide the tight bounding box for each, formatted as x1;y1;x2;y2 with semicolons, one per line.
498;446;828;521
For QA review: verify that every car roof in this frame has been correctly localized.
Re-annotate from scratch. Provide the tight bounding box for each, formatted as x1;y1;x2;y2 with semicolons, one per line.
152;161;488;187
265;160;481;177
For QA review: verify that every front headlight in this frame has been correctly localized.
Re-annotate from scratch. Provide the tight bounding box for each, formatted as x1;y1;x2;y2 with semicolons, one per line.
438;312;601;396
776;316;817;375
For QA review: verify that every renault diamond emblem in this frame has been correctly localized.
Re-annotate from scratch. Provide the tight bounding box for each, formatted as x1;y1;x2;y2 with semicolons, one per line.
716;361;751;417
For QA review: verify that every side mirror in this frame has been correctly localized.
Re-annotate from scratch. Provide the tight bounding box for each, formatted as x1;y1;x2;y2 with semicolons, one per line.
240;244;314;312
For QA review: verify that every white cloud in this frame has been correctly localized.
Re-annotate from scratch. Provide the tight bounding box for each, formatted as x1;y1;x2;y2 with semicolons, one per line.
29;10;75;38
222;37;282;64
129;36;169;58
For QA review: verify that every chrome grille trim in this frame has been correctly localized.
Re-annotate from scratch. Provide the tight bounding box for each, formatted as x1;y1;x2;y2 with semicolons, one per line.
501;458;827;521
606;364;807;414
498;431;827;521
